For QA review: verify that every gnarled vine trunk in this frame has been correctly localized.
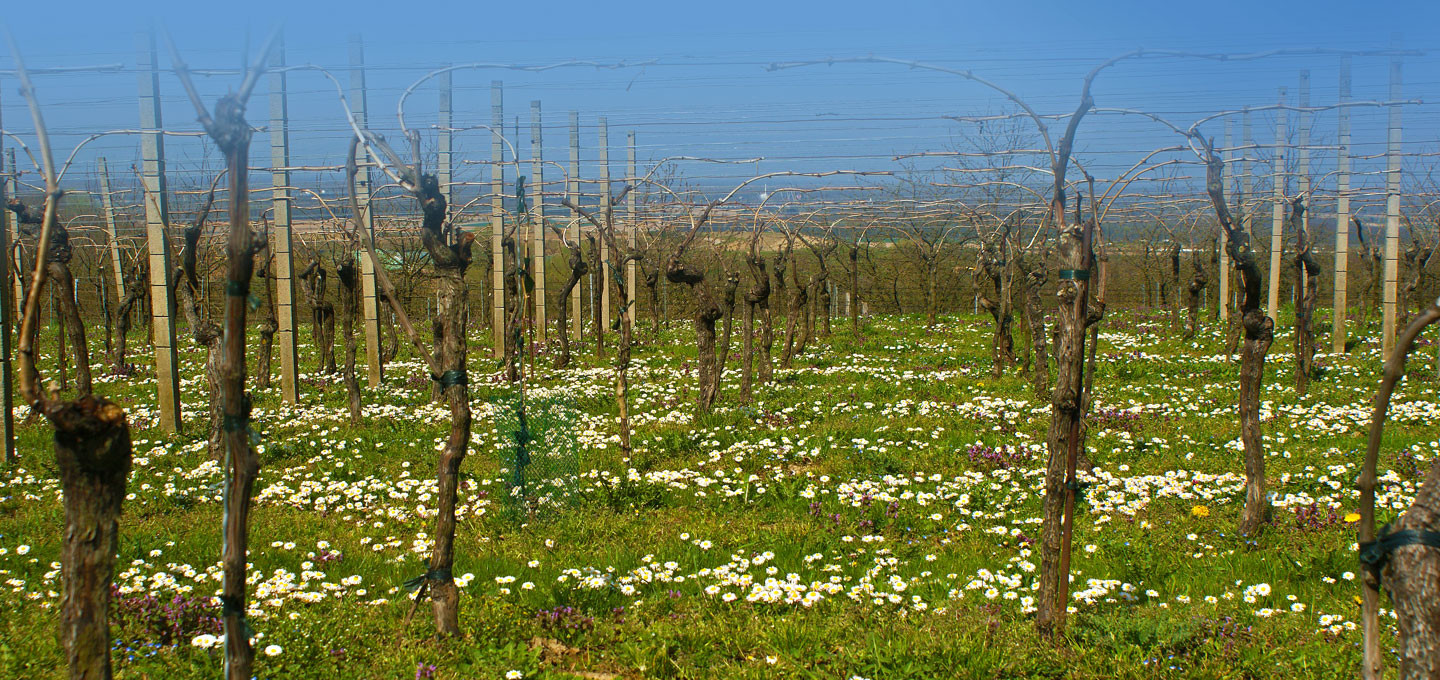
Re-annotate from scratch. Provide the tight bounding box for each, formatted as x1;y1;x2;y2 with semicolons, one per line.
413;174;473;636
54;398;131;680
1293;201;1319;396
1384;458;1440;679
299;261;336;375
1166;243;1181;332
109;258;146;374
1185;257;1209;340
255;258;278;391
553;241;587;369
714;272;739;399
337;260;362;423
667;256;722;413
1199;139;1274;536
176;203;224;461
644;267;661;341
976;236;1015;379
11;193;134;680
9;201;89;396
741;249;769;402
848;244;861;337
1019;255;1049;399
759;251;778;386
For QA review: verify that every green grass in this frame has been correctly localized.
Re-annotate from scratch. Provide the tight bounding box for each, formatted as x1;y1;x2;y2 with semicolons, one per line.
0;306;1429;678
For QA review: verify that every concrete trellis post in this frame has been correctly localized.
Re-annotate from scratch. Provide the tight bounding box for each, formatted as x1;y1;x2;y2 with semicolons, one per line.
1333;56;1352;355
1381;48;1403;358
349;36;383;387
598;117;611;334
568;111;582;337
530;101;547;344
491;81;506;358
96;158;126;299
0;83;13;463
136;30;182;434
1290;72;1313;317
5;150;18;324
1297;72;1312;307
269;35;300;403
1241;108;1254;293
439;71;477;329
1266;87;1287;319
1220;121;1232;320
627;130;637;326
437;70;453;210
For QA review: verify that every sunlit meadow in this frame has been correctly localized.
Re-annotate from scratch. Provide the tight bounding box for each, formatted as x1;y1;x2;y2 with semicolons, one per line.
0;307;1431;678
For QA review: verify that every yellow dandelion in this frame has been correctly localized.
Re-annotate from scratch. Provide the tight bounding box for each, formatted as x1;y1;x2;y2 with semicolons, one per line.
1344;513;1361;523
1191;505;1210;518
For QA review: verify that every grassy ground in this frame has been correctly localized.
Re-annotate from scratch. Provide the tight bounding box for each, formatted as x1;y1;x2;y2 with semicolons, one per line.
0;306;1432;679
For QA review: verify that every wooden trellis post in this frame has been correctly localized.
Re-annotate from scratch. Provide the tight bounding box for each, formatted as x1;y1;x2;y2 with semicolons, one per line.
1266;87;1287;319
136;29;181;434
1381;47;1403;358
627;130;637;326
269;34;300;403
1333;56;1352;355
1219;121;1232;320
598;116;611;334
96;158;126;298
491;81;506;358
531;100;547;344
569;111;582;337
350;36;383;387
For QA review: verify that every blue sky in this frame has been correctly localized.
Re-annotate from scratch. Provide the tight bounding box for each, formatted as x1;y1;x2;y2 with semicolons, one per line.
2;0;1438;216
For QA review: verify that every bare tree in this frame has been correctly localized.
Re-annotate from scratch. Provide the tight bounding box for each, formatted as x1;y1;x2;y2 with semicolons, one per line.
779;229;805;368
1184;248;1210;340
5;44;134;679
1036;76;1105;638
165;34;274;679
109;250;146;373
1016;245;1050;398
1358;301;1440;680
343;117;474;635
836;224;872;338
7;199;90;396
550;220;587;369
975;222;1017;378
1193;133;1274;537
337;257;362;422
666;207;725;413
1354;215;1382;335
740;221;771;401
762;235;782;384
1292;197;1318;395
253;217;279;391
1164;241;1181;330
897;217;966;328
797;227;836;348
298;259;337;374
565;186;642;455
1399;229;1436;331
173;175;224;460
